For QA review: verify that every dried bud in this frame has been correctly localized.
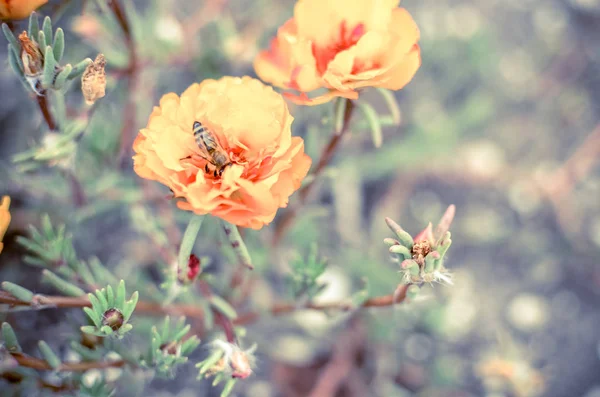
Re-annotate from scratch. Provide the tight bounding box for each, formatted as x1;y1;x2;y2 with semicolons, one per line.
102;308;124;331
81;54;106;105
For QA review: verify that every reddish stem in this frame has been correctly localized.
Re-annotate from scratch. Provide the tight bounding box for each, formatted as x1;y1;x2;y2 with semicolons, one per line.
271;99;355;246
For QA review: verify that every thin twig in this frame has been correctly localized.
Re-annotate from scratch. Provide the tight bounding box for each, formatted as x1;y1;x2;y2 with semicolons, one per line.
271;99;355;246
36;93;57;131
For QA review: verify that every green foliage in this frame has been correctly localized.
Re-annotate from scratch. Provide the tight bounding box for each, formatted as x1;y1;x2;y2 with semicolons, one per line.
140;316;200;378
81;280;138;338
12;119;87;172
285;243;327;300
15;214;117;297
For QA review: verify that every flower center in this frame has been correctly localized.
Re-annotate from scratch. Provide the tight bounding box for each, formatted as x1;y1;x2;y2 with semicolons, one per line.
312;20;365;75
411;240;431;266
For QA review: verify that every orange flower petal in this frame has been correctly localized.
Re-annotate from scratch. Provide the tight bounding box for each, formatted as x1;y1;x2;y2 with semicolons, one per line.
294;0;399;46
0;0;47;20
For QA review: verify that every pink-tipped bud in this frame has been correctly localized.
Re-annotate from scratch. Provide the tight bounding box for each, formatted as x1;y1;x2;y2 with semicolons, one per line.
230;350;252;379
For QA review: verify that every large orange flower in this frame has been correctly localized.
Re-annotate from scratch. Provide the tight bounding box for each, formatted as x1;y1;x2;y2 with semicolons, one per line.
0;0;47;20
0;196;10;254
254;0;421;105
133;77;312;230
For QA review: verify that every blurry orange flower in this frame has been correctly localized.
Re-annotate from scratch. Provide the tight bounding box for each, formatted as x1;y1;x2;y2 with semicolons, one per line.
133;76;312;229
254;0;421;105
0;196;11;254
0;0;47;20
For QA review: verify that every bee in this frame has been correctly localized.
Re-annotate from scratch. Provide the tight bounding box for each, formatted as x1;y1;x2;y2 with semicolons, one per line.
184;121;232;177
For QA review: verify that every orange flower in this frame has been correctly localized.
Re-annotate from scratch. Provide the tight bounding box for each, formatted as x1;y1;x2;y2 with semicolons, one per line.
0;196;11;254
0;0;47;20
254;0;421;105
133;77;312;230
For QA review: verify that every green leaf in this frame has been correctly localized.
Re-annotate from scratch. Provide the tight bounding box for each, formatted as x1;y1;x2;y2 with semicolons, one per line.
53;64;72;91
356;101;383;148
95;288;109;311
38;341;61;369
220;379;237;397
2;322;22;352
197;350;224;374
40;213;53;237
389;244;411;260
115;280;126;310
41;269;86;297
160;316;170;342
210;296;237;320
201;300;214;330
1;282;34;302
172;324;191;342
384;218;414;249
106;285;114;308
178;215;205;274
28;13;40;42
2;25;21;69
42;45;57;89
52;28;64;62
88;293;102;313
68;58;92;79
37;30;47;52
83;307;102;328
42;16;53;45
7;46;29;91
122;291;138;321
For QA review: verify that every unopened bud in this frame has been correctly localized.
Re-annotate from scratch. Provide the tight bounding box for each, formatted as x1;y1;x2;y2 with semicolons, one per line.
102;308;124;331
178;254;201;284
230;350;252;379
81;54;106;105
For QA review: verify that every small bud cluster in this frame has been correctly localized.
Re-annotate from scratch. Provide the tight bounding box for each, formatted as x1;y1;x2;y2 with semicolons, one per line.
385;205;455;286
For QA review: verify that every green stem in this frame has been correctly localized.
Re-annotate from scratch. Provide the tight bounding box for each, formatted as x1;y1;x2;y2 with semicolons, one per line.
177;215;204;275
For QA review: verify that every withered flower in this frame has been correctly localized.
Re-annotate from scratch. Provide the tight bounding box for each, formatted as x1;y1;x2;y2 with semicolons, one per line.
18;31;44;94
81;53;106;105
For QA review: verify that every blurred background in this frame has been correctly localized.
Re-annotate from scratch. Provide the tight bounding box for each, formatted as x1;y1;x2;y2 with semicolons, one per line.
1;0;600;396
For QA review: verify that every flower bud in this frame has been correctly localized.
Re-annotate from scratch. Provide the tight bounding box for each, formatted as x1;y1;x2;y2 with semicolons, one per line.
230;350;252;379
178;254;202;285
102;308;124;331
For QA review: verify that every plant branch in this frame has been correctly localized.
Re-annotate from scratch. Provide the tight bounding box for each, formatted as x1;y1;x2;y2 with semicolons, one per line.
9;352;125;371
36;93;57;131
108;0;140;168
0;284;409;325
271;99;355;246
